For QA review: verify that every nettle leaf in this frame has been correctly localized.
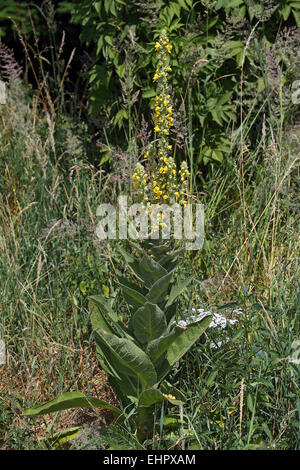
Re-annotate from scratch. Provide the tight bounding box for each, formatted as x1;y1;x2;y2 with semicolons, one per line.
24;392;122;417
94;328;157;388
132;302;167;344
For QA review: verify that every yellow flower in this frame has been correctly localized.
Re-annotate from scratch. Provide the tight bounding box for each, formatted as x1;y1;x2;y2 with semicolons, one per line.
166;44;172;53
154;125;160;133
155;42;160;51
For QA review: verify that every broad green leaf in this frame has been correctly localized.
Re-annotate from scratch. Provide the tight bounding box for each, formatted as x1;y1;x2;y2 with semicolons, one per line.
132;302;167;344
139;387;184;406
89;295;130;340
118;279;148;308
42;427;81;449
94;328;157;388
24;392;122;417
157;316;212;382
147;271;174;304
160;381;186;404
165;277;193;307
138;389;165;406
166;316;212;367
139;253;168;288
146;325;184;363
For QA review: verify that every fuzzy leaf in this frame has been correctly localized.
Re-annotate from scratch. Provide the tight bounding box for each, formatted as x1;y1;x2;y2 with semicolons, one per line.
24;392;122;417
94;328;157;388
165;277;193;307
132;302;167;344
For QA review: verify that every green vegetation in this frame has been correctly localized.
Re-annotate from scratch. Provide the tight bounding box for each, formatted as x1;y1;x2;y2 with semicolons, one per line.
0;0;299;450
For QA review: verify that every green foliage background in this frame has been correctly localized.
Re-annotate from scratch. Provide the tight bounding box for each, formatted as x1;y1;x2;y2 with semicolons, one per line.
55;0;300;166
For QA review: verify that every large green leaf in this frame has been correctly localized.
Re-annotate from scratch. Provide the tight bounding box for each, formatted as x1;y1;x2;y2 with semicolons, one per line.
138;254;168;288
139;387;185;406
146;271;174;304
138;389;165;406
118;279;148;308
166;315;212;366
160;381;186;404
157;315;213;381
165;277;193;308
94;328;157;388
145;325;185;363
23;392;122;417
89;295;121;337
132;302;167;344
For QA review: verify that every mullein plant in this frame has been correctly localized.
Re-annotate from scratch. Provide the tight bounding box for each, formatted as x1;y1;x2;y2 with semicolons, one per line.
24;31;212;444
